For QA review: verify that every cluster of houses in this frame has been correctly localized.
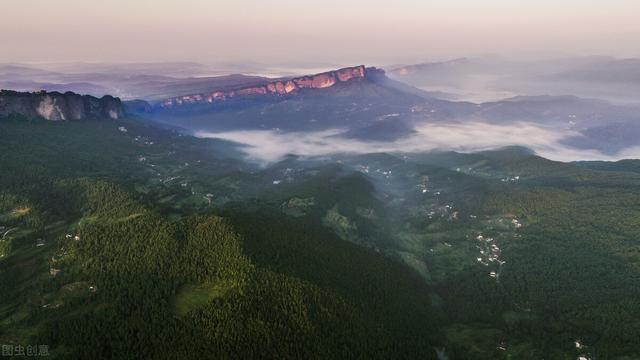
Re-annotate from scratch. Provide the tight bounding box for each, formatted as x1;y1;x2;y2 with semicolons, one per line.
574;340;592;360
374;168;392;179
511;218;523;229
49;268;61;277
65;233;81;241
417;176;430;194
424;202;457;221
501;175;520;183
356;165;370;174
475;234;505;279
273;168;300;186
48;235;79;278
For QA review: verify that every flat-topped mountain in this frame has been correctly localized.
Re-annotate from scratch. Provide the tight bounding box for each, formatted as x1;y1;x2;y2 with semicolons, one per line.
160;65;385;108
0;90;123;121
136;65;430;140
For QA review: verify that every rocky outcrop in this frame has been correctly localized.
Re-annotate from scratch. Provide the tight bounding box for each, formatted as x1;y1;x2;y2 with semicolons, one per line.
0;90;123;121
161;65;384;108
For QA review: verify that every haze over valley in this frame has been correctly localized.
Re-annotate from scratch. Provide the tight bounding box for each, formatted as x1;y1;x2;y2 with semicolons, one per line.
1;1;640;359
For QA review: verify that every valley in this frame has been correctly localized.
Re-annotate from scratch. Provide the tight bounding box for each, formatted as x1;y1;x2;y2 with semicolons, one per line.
1;114;639;358
3;0;640;358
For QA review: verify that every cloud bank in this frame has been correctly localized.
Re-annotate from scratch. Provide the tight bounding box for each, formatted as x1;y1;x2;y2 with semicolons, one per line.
195;122;640;163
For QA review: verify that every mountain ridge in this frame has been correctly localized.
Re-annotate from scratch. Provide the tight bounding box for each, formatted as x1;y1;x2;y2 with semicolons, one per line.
160;65;384;108
0;89;123;121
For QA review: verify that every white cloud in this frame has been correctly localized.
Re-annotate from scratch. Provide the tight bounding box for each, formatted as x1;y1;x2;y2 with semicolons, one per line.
195;121;640;163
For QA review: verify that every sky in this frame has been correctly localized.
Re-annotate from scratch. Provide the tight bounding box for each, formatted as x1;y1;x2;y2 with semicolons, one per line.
2;0;639;65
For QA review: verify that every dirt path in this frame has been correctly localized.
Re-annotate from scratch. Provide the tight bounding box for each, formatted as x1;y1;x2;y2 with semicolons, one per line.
2;227;18;239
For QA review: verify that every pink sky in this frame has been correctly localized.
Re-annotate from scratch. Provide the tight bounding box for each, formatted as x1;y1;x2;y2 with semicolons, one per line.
2;0;639;64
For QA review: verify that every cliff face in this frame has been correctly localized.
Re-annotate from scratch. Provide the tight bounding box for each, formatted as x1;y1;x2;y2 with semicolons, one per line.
0;90;124;121
161;65;384;108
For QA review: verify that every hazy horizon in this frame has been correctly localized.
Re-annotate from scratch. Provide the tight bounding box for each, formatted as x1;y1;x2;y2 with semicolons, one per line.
2;0;639;65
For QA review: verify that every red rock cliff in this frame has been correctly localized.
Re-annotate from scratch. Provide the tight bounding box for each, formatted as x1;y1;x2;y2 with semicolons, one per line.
162;65;380;108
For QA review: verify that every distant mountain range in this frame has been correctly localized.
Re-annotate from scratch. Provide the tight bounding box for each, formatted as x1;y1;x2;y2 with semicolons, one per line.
386;56;640;104
0;62;270;101
3;59;640;159
127;64;640;156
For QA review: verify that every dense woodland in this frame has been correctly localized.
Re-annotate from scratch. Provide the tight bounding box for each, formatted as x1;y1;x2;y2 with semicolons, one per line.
0;117;441;359
1;116;640;359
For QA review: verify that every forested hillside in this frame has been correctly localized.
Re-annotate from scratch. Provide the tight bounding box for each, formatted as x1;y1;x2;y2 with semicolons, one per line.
1;116;640;359
0;116;441;359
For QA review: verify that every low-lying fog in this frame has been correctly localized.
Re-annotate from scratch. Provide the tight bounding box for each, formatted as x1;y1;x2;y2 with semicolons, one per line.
386;56;640;105
195;122;640;164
